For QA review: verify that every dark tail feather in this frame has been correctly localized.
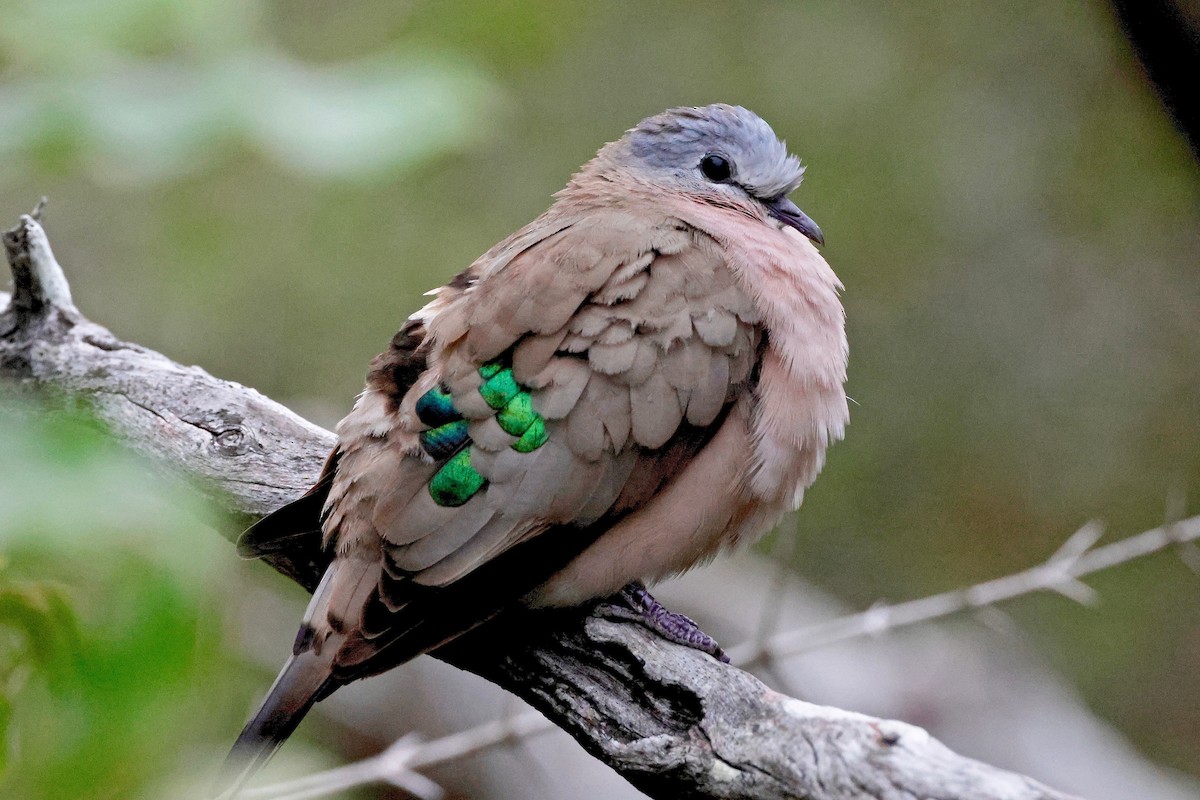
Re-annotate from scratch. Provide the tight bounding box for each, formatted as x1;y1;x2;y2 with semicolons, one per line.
215;651;337;798
235;449;340;593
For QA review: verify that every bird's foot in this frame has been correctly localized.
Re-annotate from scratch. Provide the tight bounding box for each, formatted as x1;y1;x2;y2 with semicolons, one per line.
594;581;729;663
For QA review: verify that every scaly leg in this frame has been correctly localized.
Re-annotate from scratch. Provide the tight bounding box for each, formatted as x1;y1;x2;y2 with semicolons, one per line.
594;581;729;663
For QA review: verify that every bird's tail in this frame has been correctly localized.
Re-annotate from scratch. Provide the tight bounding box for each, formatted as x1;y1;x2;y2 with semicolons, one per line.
216;649;338;798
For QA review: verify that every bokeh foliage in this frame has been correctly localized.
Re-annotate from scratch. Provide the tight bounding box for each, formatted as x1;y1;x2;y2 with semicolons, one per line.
1;0;1198;791
0;405;251;799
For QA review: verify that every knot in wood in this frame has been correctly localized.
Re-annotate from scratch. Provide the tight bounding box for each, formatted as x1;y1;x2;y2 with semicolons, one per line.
211;427;249;455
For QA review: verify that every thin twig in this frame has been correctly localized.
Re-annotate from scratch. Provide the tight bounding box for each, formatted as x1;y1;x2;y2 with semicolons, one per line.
244;712;553;799
727;514;1200;664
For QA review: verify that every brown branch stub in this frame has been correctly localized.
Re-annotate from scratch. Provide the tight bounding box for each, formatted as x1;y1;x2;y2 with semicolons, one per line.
0;210;1083;800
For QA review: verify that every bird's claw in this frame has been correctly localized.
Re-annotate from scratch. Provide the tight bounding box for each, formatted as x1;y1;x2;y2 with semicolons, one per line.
594;581;730;663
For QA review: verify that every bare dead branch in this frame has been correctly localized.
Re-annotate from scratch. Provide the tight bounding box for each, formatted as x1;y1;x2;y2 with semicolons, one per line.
1;210;1081;800
261;509;1200;799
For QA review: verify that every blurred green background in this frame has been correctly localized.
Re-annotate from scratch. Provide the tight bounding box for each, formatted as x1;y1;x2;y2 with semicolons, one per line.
2;0;1198;797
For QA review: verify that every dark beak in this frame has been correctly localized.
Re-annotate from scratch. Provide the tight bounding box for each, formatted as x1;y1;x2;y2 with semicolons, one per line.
767;196;824;246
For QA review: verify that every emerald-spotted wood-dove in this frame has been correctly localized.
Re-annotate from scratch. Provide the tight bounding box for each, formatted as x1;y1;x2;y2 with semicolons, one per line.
221;104;848;790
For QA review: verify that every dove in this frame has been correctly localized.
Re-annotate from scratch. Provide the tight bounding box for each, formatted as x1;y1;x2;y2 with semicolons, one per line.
221;103;848;791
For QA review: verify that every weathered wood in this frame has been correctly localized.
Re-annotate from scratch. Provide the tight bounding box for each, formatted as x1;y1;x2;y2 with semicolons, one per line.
1;210;1080;800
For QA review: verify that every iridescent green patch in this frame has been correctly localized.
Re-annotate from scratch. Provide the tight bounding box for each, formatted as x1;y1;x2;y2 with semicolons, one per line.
428;448;486;507
497;391;537;436
415;384;460;427
478;362;505;380
472;359;550;455
479;366;520;409
419;419;469;460
512;416;548;453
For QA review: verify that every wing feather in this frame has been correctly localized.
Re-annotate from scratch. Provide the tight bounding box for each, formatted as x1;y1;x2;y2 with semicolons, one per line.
386;493;497;572
629;371;684;449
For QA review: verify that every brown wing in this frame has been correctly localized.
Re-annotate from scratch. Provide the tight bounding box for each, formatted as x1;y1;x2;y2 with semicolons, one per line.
256;210;761;683
236;314;433;589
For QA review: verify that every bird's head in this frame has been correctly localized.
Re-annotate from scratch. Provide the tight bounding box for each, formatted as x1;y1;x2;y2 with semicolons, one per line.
588;104;823;246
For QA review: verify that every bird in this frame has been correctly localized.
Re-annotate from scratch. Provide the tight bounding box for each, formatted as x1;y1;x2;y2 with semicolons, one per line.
221;103;849;791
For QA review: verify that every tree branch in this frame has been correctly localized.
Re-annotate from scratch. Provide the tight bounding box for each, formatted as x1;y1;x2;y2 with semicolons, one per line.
245;511;1200;800
1;209;1080;800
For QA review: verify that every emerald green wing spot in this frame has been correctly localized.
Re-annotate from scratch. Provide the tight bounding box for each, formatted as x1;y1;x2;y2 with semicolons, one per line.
479;367;520;409
478;362;505;380
429;449;486;507
497;391;537;436
474;359;549;454
415;384;460;427
512;415;548;453
419;419;469;460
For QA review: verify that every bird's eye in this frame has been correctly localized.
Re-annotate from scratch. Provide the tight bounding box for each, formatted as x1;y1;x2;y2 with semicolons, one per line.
699;154;732;183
